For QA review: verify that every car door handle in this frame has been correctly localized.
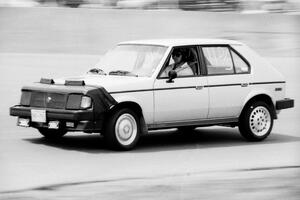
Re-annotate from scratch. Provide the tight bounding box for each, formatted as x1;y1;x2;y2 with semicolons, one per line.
241;83;249;87
195;86;204;90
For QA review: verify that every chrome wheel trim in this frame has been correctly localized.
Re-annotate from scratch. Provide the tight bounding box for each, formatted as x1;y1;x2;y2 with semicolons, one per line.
115;113;137;146
249;106;271;136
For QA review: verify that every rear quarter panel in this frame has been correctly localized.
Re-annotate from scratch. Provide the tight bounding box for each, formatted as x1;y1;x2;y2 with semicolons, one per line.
232;44;286;112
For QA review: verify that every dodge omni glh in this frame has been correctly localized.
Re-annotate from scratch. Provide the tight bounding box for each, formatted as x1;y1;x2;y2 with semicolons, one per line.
10;39;294;150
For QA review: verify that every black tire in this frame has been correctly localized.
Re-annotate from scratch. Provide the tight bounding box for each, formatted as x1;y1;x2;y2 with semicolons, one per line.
177;126;196;133
104;108;140;150
38;128;67;140
239;101;274;141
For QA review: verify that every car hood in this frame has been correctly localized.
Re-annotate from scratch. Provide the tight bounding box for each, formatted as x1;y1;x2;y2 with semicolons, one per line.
54;74;153;93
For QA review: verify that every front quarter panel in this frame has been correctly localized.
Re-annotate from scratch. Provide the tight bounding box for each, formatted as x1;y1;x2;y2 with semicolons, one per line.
107;77;155;125
111;91;154;125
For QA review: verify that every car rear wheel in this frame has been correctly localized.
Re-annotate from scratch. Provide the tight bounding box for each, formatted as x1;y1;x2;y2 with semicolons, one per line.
239;101;274;141
38;128;67;139
104;108;140;150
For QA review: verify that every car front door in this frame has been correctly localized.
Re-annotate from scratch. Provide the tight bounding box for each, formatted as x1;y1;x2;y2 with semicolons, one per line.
153;46;209;124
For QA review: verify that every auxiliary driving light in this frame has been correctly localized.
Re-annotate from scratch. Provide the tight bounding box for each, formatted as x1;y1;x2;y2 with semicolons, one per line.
48;121;59;129
18;118;29;127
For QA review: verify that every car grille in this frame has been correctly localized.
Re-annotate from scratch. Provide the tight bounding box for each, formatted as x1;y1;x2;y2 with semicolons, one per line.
29;92;67;109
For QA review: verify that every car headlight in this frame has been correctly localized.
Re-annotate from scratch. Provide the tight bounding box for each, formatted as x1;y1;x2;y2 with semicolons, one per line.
20;91;31;106
80;96;92;109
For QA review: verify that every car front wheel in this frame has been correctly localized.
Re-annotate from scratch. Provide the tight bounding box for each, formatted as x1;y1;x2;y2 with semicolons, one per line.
239;101;274;141
104;108;140;150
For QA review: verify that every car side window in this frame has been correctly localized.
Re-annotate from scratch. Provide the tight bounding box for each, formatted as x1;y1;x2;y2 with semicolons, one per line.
202;47;234;75
159;46;200;78
231;50;250;73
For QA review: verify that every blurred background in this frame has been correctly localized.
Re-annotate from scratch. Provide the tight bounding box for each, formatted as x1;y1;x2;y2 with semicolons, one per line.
0;0;299;58
0;0;300;13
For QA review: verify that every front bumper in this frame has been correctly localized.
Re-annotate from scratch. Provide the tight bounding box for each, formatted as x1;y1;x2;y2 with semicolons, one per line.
276;98;294;110
10;105;104;132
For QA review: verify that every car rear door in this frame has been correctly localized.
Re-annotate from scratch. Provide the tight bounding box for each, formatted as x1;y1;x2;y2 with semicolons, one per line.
200;45;251;118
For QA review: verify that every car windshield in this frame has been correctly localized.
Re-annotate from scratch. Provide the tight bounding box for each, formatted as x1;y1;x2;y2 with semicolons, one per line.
95;44;167;77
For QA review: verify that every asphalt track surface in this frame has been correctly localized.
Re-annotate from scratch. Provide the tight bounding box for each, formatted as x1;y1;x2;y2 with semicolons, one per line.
0;7;299;199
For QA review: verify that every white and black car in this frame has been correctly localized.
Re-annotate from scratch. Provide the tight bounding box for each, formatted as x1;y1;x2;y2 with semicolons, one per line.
10;39;294;150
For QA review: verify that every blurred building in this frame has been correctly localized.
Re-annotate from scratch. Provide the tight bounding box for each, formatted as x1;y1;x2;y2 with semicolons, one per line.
0;0;300;13
239;0;300;13
0;0;39;6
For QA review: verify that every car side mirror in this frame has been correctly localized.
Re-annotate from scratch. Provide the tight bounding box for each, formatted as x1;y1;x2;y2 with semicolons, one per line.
166;70;177;83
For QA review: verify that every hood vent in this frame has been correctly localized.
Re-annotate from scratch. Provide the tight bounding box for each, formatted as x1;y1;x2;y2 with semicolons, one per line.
40;78;54;84
65;80;85;86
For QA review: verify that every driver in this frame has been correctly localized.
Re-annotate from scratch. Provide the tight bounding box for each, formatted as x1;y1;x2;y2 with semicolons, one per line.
161;49;194;77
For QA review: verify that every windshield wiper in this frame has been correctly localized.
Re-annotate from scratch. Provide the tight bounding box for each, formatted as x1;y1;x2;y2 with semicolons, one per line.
109;70;138;77
87;68;106;75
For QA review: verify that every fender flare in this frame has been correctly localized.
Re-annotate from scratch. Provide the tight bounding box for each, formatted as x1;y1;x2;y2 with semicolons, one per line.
240;90;276;119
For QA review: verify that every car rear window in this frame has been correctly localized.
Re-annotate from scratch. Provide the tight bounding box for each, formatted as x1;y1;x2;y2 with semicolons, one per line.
231;50;250;73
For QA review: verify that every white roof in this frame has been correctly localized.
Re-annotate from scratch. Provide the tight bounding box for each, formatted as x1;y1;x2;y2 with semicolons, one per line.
119;38;243;47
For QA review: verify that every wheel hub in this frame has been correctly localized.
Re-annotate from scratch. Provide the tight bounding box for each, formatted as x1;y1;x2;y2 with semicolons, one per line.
115;113;137;146
249;106;271;136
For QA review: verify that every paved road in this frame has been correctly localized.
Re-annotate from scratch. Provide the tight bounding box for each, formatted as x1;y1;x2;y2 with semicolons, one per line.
0;53;299;199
